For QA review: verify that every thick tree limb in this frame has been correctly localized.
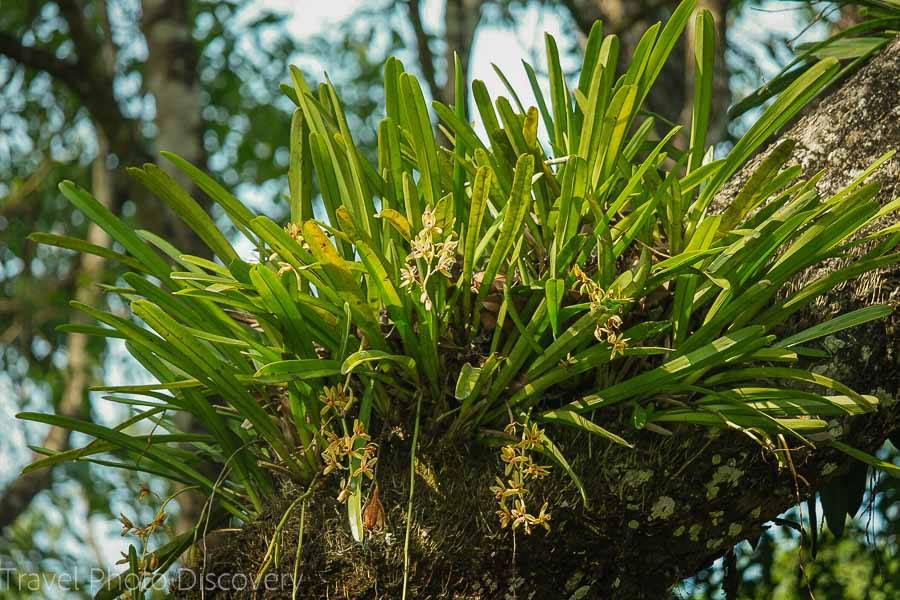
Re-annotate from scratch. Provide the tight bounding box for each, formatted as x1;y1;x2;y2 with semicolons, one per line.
588;36;900;597
601;35;900;596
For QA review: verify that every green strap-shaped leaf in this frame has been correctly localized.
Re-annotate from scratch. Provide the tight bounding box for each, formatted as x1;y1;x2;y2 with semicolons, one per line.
323;77;379;246
131;300;295;471
129;164;239;263
775;305;894;349
250;265;315;358
545;33;570;154
687;8;715;174
462;166;493;318
341;350;417;379
672;215;721;346
719;142;797;234
247;216;338;307
59;181;171;280
399;72;441;208
302;221;385;349
545;278;566;338
523;59;557;155
541;409;633;448
576;34;618;172
17;412;246;515
830;440;900;480
29;232;146;273
253;359;341;383
288;108;315;224
475;154;534;320
454;363;481;401
639;0;696;105
377;208;412;240
160;151;258;240
622;22;660;88
692;57;840;223
562;326;767;414
593;84;638;186
534;431;589;508
356;240;427;378
704;367;875;411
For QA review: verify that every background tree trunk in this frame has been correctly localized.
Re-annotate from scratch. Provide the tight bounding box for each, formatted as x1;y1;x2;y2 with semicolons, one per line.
139;0;210;532
0;0;207;534
0;132;112;530
405;0;485;109
141;0;208;256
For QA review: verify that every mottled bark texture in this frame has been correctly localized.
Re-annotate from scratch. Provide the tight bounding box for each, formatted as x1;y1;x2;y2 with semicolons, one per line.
184;39;900;600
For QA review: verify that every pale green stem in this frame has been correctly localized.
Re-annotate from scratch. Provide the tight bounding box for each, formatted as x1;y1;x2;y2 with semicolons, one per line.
292;500;307;600
401;392;424;600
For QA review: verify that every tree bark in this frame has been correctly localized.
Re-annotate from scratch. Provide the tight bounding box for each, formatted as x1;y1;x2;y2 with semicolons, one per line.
141;0;208;257
179;36;900;600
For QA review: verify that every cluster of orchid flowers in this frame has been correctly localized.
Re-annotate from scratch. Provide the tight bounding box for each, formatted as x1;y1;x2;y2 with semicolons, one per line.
116;484;172;594
318;385;378;503
490;421;552;535
573;264;629;358
400;208;458;311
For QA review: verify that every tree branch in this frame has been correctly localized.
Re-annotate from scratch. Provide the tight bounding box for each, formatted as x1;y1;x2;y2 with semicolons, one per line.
405;0;440;101
57;0;105;70
0;31;83;90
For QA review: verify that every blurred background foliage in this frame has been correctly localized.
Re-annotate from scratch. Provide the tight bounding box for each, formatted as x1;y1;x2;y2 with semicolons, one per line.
0;1;895;598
